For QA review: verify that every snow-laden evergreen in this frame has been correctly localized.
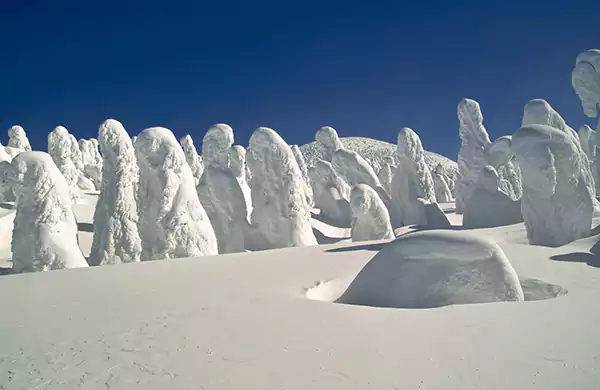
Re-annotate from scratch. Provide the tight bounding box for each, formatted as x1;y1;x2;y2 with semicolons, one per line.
432;163;453;203
315;126;344;162
89;119;142;266
308;159;352;226
9;151;88;272
229;145;253;221
291;144;314;206
246;127;317;249
180;134;204;186
349;184;394;242
135;127;218;259
572;49;600;119
47;126;81;203
485;136;522;201
7;125;32;152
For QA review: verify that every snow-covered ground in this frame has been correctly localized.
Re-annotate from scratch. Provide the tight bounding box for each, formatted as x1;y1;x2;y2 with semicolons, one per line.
0;193;599;388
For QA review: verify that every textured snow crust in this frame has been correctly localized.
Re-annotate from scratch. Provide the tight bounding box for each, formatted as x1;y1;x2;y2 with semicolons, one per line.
338;230;524;308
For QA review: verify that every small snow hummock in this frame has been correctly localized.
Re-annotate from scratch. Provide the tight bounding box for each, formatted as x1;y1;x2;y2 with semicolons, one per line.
456;98;492;213
246;127;317;250
463;165;523;228
315;126;344;162
432;163;453;203
338;230;524;308
390;127;437;227
349;184;394;242
513;124;594;247
8;125;32;152
308;159;353;226
180;134;204;186
89;119;142;266
572;49;600;119
197;124;248;254
9;151;89;272
134;127;218;260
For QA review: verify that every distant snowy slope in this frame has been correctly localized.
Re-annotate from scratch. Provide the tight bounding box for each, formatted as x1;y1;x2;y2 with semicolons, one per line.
300;136;458;181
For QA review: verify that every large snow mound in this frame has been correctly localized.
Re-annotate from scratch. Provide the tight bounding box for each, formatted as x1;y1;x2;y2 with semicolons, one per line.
338;230;524;308
300;136;458;182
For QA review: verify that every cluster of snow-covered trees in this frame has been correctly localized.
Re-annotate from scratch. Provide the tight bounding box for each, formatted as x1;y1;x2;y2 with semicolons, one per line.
2;47;599;272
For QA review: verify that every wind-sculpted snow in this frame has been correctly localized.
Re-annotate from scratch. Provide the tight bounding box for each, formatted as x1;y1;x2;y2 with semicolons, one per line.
48;126;80;203
522;99;597;206
349;184;394;242
300;136;458;186
315;126;344;162
89;119;142;266
246;127;317;249
229;145;253;221
390;127;436;227
432;163;453;203
512;124;594;247
180;135;204;186
308;159;352;226
7;125;32;152
9;151;88;272
456;98;492;213
197;125;248;254
463;165;523;228
291;144;314;206
338;230;524;308
135;127;218;259
572;49;600;118
486;136;522;200
331;148;390;205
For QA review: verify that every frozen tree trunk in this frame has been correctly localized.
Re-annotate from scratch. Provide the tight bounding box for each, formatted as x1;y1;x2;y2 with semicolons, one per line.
485;136;522;201
8;125;32;152
246;127;317;250
135;127;218;260
350;184;395;242
48;126;81;203
89;119;142;266
331;149;391;206
291;144;314;207
196;124;249;254
315;126;344;162
308;160;353;227
390;127;437;227
456;98;492;213
229;145;253;221
522;99;598;207
432;163;453;203
180;134;204;186
512;124;593;247
9;152;88;272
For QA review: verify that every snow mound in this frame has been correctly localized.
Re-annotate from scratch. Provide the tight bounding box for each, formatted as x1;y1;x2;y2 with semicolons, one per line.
349;184;394;242
9;151;88;272
300;136;457;183
338;230;524;308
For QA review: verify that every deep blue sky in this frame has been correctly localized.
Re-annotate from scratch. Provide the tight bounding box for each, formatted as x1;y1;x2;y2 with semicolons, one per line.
1;2;599;159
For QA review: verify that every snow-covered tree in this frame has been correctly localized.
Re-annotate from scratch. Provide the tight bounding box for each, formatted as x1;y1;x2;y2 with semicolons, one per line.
456;98;492;213
377;156;396;197
7;125;32;152
79;139;102;190
197;124;248;254
90;138;102;165
246;127;317;249
578;125;596;161
229;145;253;221
390;127;436;227
69;134;85;173
180;134;204;186
48;126;81;203
308;159;352;226
350;184;394;242
89;119;142;266
485;136;522;201
291;144;314;206
315;126;344;162
432;163;453;203
135;127;218;260
0;161;15;202
9;151;88;272
512;124;594;247
572;49;600;120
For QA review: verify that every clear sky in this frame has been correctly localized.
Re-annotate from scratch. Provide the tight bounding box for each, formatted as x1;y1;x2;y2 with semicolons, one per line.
1;1;599;159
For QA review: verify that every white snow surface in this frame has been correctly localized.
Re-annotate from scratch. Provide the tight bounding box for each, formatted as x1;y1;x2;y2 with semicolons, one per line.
513;124;594;247
349;184;394;242
456;98;492;213
134;127;218;259
572;48;600;118
338;230;524;308
8;151;88;272
246;127;317;250
89;119;142;266
7;125;32;152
